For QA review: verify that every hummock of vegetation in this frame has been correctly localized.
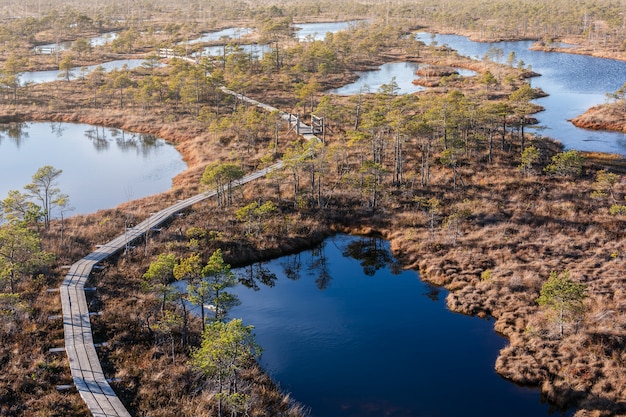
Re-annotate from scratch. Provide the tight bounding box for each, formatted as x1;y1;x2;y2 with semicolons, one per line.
0;1;625;417
571;83;626;134
571;103;626;133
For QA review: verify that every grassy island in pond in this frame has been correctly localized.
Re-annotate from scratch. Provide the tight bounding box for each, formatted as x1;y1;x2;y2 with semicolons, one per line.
0;1;625;417
571;83;626;134
571;103;626;134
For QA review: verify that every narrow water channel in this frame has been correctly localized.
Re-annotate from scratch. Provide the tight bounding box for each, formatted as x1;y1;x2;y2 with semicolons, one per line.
416;32;626;155
231;235;572;417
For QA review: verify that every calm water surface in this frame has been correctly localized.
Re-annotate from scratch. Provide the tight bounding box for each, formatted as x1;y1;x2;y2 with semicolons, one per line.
33;32;118;54
187;22;360;58
416;33;626;155
0;122;185;215
329;63;476;95
329;62;423;95
294;21;362;41
186;27;253;44
187;21;358;44
231;235;571;417
18;59;149;85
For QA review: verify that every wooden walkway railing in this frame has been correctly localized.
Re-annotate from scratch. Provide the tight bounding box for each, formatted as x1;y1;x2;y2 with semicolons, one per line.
220;87;321;141
58;161;284;416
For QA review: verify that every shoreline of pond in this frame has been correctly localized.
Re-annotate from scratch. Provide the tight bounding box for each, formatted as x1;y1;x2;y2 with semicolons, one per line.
414;25;626;63
413;25;626;137
2;23;625;415
0;121;186;215
226;233;571;417
11;108;623;417
414;29;626;156
18;21;626;142
570;104;626;134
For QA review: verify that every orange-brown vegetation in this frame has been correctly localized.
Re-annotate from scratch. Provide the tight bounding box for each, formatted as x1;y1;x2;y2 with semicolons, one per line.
571;103;626;134
417;25;626;64
50;131;624;417
529;39;626;64
382;156;626;416
25;105;624;416
413;64;460;87
1;13;625;417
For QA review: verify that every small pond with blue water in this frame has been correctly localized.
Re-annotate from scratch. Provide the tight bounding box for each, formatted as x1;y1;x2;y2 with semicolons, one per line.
415;32;626;155
0;122;185;215
229;235;572;417
18;59;150;85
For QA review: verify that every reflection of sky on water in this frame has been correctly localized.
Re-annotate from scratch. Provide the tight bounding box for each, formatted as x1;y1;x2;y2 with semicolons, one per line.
294;21;362;41
32;32;118;54
329;62;423;95
228;235;568;417
0;122;185;214
185;27;252;44
329;63;476;96
18;59;149;85
416;32;626;155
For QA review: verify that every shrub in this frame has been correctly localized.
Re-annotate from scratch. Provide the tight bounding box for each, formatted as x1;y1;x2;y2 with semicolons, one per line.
544;150;583;177
536;270;587;338
481;269;493;281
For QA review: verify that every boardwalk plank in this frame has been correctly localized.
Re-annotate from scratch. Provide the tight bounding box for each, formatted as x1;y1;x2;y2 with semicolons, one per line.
58;89;312;416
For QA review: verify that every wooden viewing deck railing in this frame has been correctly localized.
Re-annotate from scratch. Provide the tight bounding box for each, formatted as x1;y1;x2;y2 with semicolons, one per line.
58;86;320;416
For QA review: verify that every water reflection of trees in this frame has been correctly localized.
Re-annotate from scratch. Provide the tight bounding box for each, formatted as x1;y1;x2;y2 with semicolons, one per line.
281;253;303;281
85;126;110;151
308;243;332;290
279;244;334;290
110;128;162;157
239;262;277;291
341;236;402;276
277;237;403;291
422;283;441;302
0;122;29;148
85;126;163;155
50;122;67;138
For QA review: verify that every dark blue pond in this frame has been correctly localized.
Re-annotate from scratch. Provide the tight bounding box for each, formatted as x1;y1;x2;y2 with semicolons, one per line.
231;235;571;417
416;33;626;155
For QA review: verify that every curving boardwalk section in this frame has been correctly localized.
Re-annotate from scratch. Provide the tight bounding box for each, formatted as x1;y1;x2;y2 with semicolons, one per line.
60;80;321;416
220;87;321;141
59;162;284;416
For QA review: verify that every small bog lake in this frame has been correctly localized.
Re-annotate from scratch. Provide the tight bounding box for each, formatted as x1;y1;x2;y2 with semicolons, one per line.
328;63;476;95
185;27;253;44
32;31;118;54
416;32;626;155
0;122;186;215
329;62;423;95
231;235;571;417
294;21;362;41
18;59;150;85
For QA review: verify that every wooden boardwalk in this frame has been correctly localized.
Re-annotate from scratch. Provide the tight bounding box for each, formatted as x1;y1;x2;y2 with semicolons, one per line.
58;72;321;416
59;162;283;416
220;87;321;140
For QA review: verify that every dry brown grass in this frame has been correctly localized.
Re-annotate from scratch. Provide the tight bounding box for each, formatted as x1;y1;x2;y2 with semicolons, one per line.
572;103;626;134
1;20;625;417
80;130;625;416
381;147;626;416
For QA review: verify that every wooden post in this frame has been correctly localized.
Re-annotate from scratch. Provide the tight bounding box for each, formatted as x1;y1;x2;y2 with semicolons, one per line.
311;114;325;142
